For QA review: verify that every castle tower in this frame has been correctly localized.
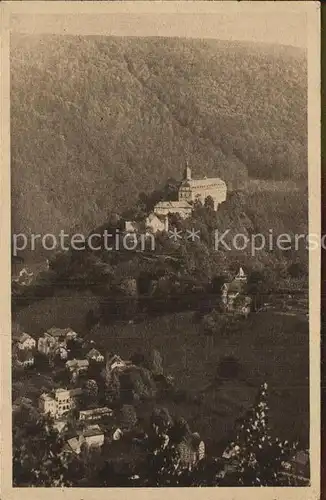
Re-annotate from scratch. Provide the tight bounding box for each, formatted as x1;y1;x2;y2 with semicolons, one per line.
183;161;192;181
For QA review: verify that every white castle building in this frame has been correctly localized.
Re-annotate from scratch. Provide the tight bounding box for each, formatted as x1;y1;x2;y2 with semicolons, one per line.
154;165;227;218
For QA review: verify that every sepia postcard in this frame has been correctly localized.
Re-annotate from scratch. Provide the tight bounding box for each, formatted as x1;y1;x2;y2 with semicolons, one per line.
0;1;321;499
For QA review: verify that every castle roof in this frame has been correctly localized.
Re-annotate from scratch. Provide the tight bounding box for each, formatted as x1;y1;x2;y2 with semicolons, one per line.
154;201;192;209
180;178;226;189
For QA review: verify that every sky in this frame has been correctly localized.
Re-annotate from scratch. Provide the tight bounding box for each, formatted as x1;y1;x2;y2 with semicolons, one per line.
10;6;309;49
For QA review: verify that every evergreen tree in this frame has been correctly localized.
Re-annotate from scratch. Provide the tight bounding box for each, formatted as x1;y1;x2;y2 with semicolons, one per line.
222;382;298;486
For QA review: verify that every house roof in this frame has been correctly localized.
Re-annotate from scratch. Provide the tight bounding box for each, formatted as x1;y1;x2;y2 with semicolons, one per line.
83;424;104;438
154;201;192;209
67;437;81;453
108;354;124;366
235;267;247;280
17;332;34;344
66;359;89;369
47;327;72;338
53;419;68;431
87;348;103;359
79;407;112;417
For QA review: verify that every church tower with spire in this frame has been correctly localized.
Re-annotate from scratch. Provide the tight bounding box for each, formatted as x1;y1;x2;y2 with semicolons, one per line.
183;160;192;181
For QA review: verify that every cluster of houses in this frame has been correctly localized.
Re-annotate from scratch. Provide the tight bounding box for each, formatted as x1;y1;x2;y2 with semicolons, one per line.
36;352;132;454
39;385;112;453
12;321;309;480
12;322;207;469
12;325;105;371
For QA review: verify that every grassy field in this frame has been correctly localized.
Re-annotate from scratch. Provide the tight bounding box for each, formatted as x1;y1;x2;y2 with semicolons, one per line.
89;309;309;451
12;289;100;335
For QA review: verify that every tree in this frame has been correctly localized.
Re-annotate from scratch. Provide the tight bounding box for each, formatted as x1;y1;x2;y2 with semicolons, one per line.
83;379;99;407
211;274;227;295
287;262;306;279
104;370;121;403
85;309;98;330
151;407;173;433
221;383;298;486
121;404;137;430
204;195;215;210
247;270;265;311
150;349;163;376
85;379;99;397
13;405;72;486
130;351;148;367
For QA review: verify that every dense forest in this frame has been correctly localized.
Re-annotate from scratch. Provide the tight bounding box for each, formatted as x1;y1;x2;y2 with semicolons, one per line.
11;34;307;237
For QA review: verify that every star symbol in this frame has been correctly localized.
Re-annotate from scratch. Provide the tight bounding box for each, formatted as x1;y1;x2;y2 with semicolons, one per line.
186;228;201;242
168;228;183;242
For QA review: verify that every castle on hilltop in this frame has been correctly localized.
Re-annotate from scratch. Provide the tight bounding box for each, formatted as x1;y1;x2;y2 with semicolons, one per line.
154;164;227;219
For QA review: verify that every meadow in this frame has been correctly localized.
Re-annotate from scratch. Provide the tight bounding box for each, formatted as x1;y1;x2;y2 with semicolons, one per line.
89;309;309;452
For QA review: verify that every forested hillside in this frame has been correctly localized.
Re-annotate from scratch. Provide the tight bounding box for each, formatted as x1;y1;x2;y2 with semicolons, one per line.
11;34;307;236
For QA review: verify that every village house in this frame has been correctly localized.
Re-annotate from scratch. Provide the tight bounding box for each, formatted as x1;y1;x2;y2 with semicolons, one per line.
66;424;105;454
124;212;169;238
12;267;34;286
66;358;89;374
55;345;69;360
221;267;249;312
106;354;130;372
37;332;58;356
39;387;83;418
86;348;104;363
79;407;113;422
153;200;192;219
13;332;36;351
38;327;79;358
112;427;124;441
145;212;169;234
